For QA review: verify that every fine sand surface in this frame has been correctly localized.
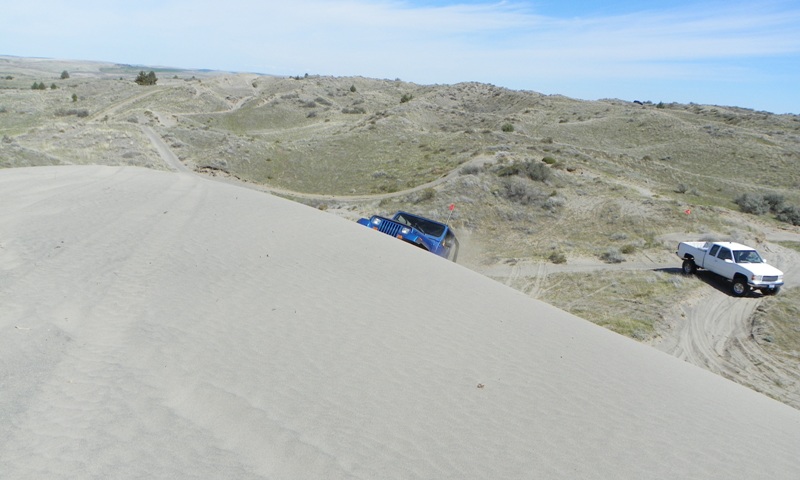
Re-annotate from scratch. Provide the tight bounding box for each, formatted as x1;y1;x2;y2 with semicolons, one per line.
2;165;800;479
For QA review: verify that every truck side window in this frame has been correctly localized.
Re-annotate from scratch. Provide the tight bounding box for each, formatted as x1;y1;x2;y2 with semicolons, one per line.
718;248;732;261
709;245;720;256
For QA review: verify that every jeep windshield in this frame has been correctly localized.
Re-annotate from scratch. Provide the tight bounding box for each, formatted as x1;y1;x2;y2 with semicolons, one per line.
394;213;446;237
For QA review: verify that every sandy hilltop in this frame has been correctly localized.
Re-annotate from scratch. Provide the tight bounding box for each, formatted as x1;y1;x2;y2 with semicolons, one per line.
2;165;800;479
2;56;800;478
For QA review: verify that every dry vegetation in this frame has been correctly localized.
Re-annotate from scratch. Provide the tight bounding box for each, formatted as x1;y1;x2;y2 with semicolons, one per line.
537;270;696;339
2;55;799;405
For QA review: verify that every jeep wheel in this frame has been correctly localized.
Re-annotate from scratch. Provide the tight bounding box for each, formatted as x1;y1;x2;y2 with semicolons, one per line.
732;278;749;297
682;259;696;275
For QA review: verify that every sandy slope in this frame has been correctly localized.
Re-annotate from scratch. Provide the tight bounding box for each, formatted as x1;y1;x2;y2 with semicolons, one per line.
2;166;800;479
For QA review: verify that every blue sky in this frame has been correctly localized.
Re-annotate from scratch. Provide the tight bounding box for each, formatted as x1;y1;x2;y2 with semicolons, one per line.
3;0;800;113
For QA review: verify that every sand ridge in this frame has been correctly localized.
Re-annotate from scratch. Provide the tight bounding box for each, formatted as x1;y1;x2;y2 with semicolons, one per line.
1;166;799;479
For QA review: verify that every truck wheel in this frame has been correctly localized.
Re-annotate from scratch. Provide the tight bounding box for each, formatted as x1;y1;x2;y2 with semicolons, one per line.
732;278;749;297
682;259;696;275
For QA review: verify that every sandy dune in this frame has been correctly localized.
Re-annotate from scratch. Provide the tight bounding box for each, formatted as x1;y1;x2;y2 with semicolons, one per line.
2;166;800;479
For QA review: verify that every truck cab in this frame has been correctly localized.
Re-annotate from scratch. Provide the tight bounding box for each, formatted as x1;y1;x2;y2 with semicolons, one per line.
702;243;740;281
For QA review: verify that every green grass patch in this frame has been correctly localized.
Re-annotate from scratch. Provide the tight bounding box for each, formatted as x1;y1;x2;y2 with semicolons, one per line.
538;270;696;340
776;241;800;253
752;286;800;354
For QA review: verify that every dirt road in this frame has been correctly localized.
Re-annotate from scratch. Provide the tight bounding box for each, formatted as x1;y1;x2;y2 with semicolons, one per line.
140;126;191;173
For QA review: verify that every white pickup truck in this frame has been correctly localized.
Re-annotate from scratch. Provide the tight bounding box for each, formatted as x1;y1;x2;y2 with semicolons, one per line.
676;241;784;296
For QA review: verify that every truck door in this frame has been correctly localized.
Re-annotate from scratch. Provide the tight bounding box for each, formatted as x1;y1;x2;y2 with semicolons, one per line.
711;246;738;279
704;244;720;268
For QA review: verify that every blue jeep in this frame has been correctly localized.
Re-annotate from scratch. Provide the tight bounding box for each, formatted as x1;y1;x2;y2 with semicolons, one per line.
357;211;459;262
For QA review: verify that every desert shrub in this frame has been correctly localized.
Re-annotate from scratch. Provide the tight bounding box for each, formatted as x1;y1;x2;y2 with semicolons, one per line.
734;193;770;215
600;248;625;263
549;251;567;264
416;188;436;203
50;83;57;90
0;106;6;113
763;193;786;211
460;164;483;175
500;177;548;206
60;70;70;79
400;93;413;103
501;123;514;132
542;157;557;165
495;162;519;177
377;183;399;193
776;205;800;226
55;108;89;117
350;85;356;93
621;244;636;254
495;160;551;183
71;93;78;102
342;107;366;114
734;192;792;218
523;161;551;182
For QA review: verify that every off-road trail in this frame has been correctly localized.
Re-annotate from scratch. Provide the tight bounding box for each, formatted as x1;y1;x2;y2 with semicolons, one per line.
666;289;799;405
140;126;191;173
654;242;800;408
87;87;165;122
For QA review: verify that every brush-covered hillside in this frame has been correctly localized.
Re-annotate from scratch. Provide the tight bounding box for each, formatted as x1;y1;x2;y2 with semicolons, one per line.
2;56;800;408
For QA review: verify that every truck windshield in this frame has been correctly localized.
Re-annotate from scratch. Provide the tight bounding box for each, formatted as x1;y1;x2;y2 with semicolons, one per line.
734;250;762;263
